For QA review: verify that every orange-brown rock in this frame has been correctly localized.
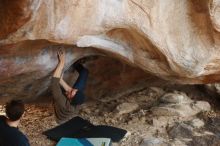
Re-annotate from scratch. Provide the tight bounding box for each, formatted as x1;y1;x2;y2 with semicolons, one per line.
1;0;220;100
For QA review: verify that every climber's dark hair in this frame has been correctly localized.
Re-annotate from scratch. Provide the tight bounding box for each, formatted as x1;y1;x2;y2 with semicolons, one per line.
6;100;25;121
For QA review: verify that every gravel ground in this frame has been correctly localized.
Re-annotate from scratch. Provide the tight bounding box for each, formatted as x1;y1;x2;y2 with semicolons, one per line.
0;86;220;146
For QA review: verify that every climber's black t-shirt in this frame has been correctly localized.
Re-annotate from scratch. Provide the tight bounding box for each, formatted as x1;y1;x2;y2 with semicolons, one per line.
0;116;30;146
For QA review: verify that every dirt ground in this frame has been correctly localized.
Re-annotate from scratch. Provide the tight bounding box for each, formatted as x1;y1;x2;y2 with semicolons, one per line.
0;85;220;146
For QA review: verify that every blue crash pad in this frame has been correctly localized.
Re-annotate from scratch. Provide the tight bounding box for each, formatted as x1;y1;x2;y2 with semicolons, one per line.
56;137;111;146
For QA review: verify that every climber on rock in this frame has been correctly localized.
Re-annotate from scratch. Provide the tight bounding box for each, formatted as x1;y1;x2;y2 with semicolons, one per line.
51;49;89;124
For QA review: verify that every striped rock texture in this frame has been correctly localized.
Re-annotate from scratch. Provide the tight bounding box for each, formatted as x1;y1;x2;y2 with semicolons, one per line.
0;0;220;100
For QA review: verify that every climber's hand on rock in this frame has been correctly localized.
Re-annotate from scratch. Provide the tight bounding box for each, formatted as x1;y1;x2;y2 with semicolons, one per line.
57;48;65;65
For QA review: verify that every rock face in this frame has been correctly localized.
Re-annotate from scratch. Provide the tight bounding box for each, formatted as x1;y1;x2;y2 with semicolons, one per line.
1;0;220;99
0;44;153;101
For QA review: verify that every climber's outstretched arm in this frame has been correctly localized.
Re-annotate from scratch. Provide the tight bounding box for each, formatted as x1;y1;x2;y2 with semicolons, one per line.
53;49;65;78
60;77;72;92
51;49;68;106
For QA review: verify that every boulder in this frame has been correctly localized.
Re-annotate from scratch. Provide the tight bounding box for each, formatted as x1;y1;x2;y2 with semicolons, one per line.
116;102;139;115
151;93;211;117
189;118;205;128
140;137;168;146
168;123;194;139
160;92;192;104
1;0;220;100
168;119;220;146
188;135;220;146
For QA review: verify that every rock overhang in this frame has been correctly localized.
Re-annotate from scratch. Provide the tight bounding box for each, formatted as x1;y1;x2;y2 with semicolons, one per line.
1;0;220;100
